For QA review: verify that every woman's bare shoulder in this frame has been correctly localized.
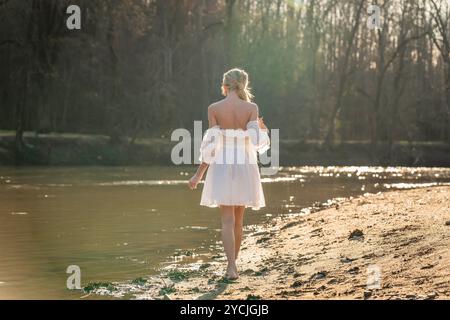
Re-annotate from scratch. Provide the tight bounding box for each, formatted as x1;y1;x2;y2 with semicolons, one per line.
208;100;257;113
208;99;227;110
245;102;259;117
207;102;220;117
247;101;258;110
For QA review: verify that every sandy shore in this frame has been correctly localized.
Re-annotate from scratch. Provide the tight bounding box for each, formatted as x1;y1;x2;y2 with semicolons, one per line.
163;186;450;300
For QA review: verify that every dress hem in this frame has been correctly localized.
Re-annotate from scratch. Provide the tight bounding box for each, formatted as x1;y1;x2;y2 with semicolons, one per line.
200;201;265;211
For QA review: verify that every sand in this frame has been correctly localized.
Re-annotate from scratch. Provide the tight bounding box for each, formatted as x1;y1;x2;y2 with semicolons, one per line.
166;186;450;300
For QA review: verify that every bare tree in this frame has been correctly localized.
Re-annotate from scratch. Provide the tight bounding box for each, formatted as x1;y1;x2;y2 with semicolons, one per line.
427;0;450;142
324;0;365;147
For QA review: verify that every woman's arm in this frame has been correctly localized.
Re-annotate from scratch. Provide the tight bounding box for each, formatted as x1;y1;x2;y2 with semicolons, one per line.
249;103;268;130
188;107;216;190
188;162;208;190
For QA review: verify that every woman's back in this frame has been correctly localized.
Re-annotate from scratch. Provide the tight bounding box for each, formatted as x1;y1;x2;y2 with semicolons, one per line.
209;96;257;130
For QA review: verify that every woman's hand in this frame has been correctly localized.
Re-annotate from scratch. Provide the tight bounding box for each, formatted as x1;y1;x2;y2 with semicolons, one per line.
188;163;209;190
188;174;201;190
258;117;268;130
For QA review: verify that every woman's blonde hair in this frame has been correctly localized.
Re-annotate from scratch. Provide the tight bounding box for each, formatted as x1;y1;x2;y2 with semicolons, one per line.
221;68;254;102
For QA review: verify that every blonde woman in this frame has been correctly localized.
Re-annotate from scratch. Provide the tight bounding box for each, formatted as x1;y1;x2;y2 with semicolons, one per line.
188;68;270;280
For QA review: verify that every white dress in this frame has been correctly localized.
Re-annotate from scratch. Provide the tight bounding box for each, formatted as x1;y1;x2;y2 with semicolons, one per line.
199;120;270;210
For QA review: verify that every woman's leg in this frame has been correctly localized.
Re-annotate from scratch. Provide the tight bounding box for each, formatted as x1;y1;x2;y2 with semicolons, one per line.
220;205;238;279
234;206;245;260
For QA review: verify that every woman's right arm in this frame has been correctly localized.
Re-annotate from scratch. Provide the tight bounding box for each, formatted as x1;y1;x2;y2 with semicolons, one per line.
188;107;216;190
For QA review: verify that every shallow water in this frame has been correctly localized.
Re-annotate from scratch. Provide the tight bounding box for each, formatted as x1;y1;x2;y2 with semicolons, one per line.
0;166;449;299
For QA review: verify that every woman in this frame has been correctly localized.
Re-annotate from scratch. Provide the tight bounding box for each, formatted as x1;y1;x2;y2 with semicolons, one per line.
188;68;270;280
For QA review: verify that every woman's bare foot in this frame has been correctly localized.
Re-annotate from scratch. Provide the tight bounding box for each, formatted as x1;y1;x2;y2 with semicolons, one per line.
224;271;239;280
225;264;239;280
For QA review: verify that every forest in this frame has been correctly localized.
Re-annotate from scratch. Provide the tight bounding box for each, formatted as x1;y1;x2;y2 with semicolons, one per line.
0;0;449;165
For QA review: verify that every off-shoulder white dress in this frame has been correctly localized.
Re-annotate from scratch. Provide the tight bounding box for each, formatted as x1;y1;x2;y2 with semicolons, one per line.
199;120;270;210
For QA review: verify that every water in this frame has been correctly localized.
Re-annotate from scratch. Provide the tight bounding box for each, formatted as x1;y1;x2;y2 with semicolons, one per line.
0;166;449;299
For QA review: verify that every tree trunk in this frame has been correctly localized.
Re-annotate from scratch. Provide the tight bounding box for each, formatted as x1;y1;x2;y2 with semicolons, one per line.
445;60;450;143
224;0;236;65
324;0;365;147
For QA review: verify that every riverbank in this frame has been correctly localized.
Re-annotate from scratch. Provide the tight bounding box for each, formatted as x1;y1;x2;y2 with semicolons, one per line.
157;186;450;300
1;131;449;166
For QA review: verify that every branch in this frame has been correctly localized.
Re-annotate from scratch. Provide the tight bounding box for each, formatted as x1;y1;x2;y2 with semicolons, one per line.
429;0;450;54
381;32;428;76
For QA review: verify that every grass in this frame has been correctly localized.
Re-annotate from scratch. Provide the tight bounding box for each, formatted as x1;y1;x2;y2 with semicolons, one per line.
83;282;116;293
131;277;147;286
166;269;195;282
190;287;201;293
159;286;176;296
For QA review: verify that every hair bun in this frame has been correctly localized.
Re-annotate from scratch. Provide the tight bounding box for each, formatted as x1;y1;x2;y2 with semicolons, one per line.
222;68;254;102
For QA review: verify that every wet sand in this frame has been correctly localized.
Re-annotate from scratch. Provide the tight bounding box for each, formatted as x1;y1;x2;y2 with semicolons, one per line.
165;186;450;300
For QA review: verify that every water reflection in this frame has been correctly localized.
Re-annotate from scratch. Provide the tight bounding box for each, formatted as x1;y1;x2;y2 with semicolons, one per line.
0;166;449;299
